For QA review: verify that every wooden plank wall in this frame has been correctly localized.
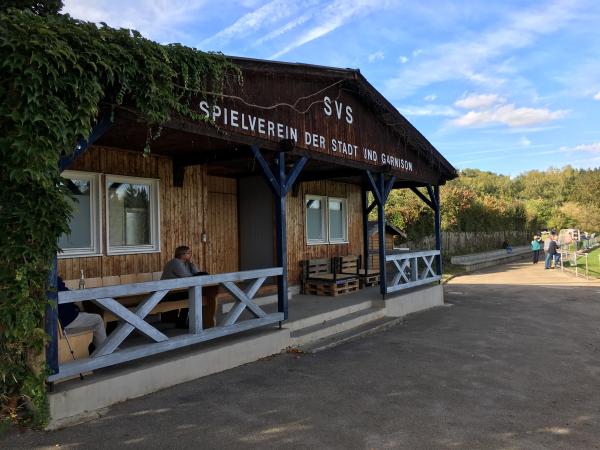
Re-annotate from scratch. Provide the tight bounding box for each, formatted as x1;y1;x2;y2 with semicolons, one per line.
206;176;238;274
58;146;238;280
286;181;363;285
368;232;395;270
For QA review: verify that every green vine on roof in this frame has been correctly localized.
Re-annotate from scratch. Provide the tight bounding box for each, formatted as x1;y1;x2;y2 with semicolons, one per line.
0;5;239;427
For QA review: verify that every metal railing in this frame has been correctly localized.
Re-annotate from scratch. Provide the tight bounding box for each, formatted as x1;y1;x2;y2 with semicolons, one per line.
559;250;589;279
385;250;441;293
49;267;283;382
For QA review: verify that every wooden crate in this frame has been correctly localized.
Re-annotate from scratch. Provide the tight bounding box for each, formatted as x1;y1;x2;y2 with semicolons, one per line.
303;278;359;296
360;273;380;288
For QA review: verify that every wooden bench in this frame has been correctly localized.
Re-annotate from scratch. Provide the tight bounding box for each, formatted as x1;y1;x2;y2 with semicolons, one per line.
450;245;531;272
301;258;359;296
336;255;380;288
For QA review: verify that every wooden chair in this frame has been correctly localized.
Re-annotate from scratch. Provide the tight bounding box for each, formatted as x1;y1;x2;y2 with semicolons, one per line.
336;255;380;288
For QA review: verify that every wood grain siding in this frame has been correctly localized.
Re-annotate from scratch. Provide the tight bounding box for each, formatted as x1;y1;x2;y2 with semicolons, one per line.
368;232;395;270
58;146;239;280
286;180;363;285
207;176;239;274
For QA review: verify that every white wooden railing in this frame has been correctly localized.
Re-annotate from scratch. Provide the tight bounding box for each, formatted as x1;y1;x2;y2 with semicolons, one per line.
385;250;441;293
49;268;283;382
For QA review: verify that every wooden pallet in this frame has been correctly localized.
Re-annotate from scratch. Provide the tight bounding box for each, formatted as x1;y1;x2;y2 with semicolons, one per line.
360;274;380;288
303;278;359;296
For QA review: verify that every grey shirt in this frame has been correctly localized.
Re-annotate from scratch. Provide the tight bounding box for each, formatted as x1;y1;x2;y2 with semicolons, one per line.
161;258;200;279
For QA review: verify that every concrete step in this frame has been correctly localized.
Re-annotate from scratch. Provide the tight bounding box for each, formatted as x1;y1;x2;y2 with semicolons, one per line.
289;307;386;346
286;300;376;332
299;316;403;354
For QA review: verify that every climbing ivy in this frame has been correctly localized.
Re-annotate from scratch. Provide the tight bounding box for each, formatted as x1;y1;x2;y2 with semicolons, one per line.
0;7;239;427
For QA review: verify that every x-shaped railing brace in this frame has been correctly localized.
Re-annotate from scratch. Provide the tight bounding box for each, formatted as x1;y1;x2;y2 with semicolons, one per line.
92;290;169;357
221;277;268;326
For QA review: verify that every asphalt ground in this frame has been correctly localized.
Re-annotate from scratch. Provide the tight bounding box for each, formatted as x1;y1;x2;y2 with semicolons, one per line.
4;261;600;449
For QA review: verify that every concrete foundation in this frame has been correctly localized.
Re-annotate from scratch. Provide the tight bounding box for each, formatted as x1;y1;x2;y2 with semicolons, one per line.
48;328;290;430
383;283;443;317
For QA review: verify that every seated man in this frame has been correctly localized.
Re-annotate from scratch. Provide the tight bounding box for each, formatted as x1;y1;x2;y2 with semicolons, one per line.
57;276;107;349
161;246;217;329
161;245;204;279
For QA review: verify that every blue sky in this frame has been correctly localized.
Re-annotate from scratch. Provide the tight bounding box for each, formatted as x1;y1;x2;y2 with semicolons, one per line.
63;0;600;176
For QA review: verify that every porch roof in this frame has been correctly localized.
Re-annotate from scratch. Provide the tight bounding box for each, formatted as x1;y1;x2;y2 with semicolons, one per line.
91;56;457;187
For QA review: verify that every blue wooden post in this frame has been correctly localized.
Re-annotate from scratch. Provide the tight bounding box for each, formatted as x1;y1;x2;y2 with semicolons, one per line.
45;256;59;375
361;185;370;273
377;174;387;297
434;185;442;275
250;145;307;321
365;171;395;298
275;152;288;319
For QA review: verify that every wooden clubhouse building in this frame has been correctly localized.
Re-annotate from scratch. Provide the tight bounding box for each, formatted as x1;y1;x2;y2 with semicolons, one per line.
47;56;457;425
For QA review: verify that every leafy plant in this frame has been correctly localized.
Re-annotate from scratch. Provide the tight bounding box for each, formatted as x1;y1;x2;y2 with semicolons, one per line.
0;6;238;427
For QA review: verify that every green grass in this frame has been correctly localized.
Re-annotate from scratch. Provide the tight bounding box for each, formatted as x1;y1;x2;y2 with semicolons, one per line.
564;247;600;278
441;261;467;282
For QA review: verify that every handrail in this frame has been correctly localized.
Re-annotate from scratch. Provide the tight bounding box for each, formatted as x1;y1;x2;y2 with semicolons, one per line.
387;249;440;260
385;250;441;294
58;268;283;303
50;267;285;382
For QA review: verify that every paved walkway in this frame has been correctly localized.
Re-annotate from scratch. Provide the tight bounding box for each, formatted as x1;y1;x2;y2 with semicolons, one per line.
4;262;600;449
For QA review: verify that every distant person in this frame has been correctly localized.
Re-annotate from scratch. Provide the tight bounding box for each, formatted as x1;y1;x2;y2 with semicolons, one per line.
501;239;513;254
57;276;107;349
531;235;541;264
545;232;559;269
553;234;562;268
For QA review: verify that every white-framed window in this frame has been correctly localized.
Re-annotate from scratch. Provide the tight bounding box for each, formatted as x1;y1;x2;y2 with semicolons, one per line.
306;195;327;244
328;197;348;243
106;175;160;255
58;171;102;258
305;194;348;244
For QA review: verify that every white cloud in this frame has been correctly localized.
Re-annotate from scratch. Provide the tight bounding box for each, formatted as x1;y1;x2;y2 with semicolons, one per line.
519;136;532;147
63;0;208;42
560;142;600;153
368;51;385;62
385;0;583;98
455;94;505;109
400;104;458;117
270;0;377;59
594;92;600;101
452;104;568;128
200;0;302;49
399;56;409;64
412;49;423;57
424;94;436;102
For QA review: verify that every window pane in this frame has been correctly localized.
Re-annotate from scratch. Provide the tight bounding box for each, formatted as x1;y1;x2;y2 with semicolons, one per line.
108;182;151;246
306;198;324;241
329;199;345;241
59;179;92;249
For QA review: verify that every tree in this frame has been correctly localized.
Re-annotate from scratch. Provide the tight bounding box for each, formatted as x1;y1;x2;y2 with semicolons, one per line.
0;0;63;15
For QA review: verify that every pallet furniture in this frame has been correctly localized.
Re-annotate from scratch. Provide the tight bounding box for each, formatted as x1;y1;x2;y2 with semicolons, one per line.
301;258;359;296
336;255;380;288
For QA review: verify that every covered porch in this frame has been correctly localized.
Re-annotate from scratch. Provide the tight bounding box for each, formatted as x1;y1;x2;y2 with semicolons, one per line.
45;57;456;425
